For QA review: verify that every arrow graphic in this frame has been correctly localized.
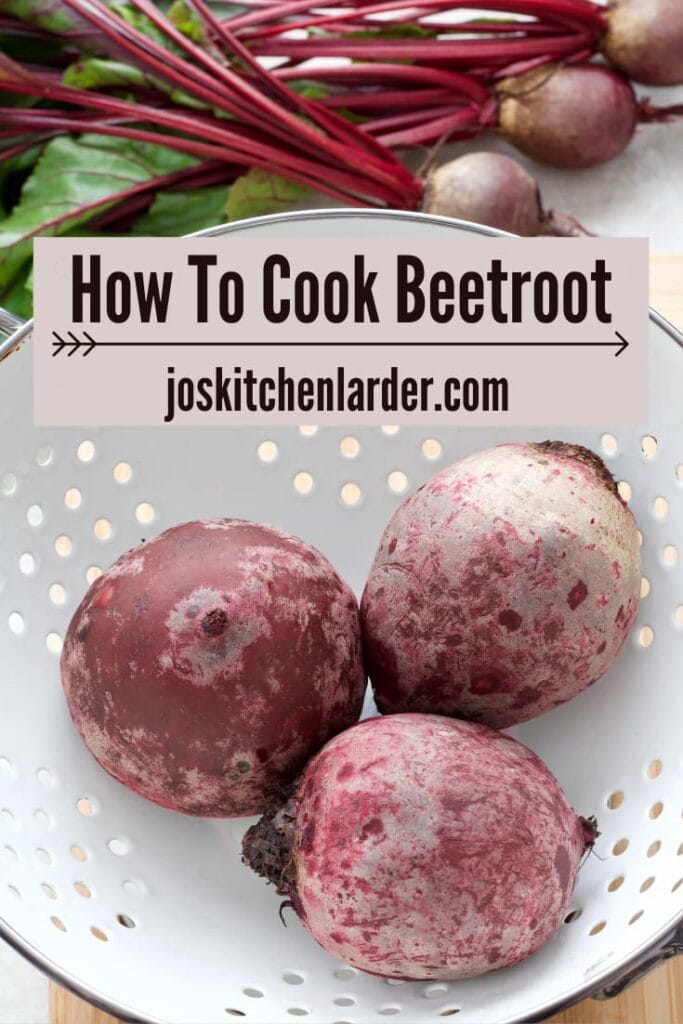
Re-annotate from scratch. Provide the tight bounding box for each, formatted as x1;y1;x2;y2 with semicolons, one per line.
52;330;96;357
52;331;630;357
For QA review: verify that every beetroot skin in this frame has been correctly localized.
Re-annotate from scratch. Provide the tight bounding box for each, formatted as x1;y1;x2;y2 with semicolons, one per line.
495;63;638;169
61;520;366;816
361;442;640;728
243;713;595;980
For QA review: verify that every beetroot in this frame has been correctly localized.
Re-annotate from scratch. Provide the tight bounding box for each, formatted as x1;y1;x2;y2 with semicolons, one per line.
243;713;596;980
604;0;683;86
495;63;639;169
361;442;640;728
61;519;366;816
423;152;590;236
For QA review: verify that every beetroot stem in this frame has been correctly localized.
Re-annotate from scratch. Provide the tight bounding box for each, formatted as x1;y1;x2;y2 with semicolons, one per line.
184;0;418;191
0;99;403;206
59;0;417;204
251;31;593;65
373;105;481;146
227;0;605;35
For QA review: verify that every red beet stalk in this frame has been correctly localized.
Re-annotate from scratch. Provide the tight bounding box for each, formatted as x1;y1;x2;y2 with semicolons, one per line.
232;0;683;86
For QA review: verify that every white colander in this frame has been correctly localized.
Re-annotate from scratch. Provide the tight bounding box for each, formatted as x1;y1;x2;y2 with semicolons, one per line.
0;212;681;1024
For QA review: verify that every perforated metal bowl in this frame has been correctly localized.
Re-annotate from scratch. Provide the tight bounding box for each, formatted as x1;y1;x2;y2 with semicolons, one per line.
0;212;681;1024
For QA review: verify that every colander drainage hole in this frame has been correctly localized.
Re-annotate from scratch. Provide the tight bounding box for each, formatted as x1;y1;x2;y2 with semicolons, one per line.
51;916;66;933
224;1011;246;1018
35;848;51;866
424;984;449;999
117;913;135;929
640;576;650;598
340;483;362;507
612;838;629;856
678;842;683;856
672;879;683;893
440;1010;461;1017
283;973;305;986
629;910;644;924
640;877;655;893
7;885;21;900
607;790;624;810
422;438;442;461
257;441;278;464
41;884;57;901
677;464;683;483
387;471;408;495
333;997;355;1007
340;436;360;459
77;797;95;817
114;462;133;484
46;633;63;655
90;926;108;943
49;584;66;606
299;425;318;438
1;809;15;828
108;837;130;856
0;758;13;778
293;472;314;496
334;968;357;981
600;433;618;456
242;988;263;999
1;473;18;497
65;488;82;510
8;612;25;636
74;882;91;899
564;909;582;924
70;844;88;863
664;544;679;567
122;879;145;897
647;841;662;858
638;626;654;648
77;441;96;463
647;759;663;780
86;566;103;586
377;1009;401;1017
649;801;664;820
589;921;606;936
34;809;50;829
36;767;54;788
641;435;657;458
287;1009;310;1017
54;535;72;557
94;518;112;541
27;505;44;528
36;445;53;468
607;876;624;893
2;846;18;864
617;480;632;503
19;553;36;576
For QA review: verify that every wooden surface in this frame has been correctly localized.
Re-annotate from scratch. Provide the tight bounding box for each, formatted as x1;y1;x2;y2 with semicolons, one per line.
48;254;683;1024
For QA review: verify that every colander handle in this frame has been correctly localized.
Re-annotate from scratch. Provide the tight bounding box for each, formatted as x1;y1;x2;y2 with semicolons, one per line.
0;306;29;364
592;920;683;1000
0;307;25;339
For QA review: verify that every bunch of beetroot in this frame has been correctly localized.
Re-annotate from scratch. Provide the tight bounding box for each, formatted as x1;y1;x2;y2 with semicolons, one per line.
62;439;640;981
1;0;681;244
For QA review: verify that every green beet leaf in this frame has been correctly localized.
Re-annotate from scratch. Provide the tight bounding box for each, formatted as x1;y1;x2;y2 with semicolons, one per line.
226;168;329;222
132;185;228;235
0;133;198;303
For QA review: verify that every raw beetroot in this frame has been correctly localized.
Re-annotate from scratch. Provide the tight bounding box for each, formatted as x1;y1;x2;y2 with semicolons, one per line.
603;0;683;86
495;63;639;170
423;152;590;236
361;442;640;728
61;519;366;816
243;713;596;980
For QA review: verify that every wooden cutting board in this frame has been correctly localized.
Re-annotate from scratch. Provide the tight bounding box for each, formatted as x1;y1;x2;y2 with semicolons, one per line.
48;253;683;1024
